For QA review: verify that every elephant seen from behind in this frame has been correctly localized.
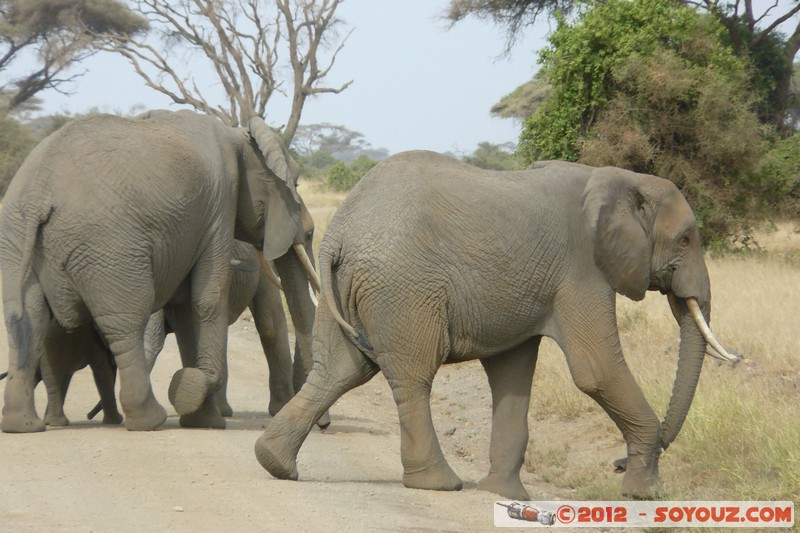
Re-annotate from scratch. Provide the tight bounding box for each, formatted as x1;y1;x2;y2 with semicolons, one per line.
254;152;739;500
37;241;309;428
0;109;318;433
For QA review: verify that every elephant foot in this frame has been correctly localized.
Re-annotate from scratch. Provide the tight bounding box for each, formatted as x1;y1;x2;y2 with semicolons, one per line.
620;453;660;499
123;396;167;431
44;412;70;427
102;410;124;425
1;410;46;433
168;368;212;416
316;411;331;430
179;396;226;429
254;422;300;480
403;459;463;492
478;472;530;500
216;399;233;418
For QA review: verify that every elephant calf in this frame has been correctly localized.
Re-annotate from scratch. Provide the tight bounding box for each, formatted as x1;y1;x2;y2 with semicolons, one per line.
254;152;738;500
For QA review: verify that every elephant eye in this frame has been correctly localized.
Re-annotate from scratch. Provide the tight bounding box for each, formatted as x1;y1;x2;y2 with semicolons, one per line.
679;235;691;247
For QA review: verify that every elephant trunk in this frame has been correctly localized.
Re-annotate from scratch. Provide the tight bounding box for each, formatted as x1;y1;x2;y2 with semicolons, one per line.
659;300;706;450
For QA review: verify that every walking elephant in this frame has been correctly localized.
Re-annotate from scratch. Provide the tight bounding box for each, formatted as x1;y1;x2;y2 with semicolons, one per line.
41;241;291;427
254;152;738;499
0;109;318;433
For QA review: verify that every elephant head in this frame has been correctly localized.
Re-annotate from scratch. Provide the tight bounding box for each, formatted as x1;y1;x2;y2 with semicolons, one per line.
235;117;319;390
581;166;738;451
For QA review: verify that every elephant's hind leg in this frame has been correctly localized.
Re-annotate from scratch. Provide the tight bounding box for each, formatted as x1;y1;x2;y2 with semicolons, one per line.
379;318;462;492
89;294;166;431
478;338;539;500
1;281;49;433
255;308;378;480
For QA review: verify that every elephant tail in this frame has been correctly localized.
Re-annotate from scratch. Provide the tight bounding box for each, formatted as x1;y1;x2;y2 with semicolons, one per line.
319;246;374;353
4;201;52;367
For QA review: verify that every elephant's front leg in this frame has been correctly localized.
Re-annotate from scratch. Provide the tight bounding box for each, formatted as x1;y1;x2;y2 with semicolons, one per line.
478;337;540;500
167;251;229;429
557;304;662;498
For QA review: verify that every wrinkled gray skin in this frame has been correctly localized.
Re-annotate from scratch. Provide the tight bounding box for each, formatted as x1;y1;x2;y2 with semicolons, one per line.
0;109;316;433
41;243;291;426
255;152;717;500
39;321;123;426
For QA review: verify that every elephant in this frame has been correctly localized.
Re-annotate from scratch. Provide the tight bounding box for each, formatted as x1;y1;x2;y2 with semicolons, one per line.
0;321;124;426
0;109;318;433
253;152;739;500
21;240;329;430
87;240;324;426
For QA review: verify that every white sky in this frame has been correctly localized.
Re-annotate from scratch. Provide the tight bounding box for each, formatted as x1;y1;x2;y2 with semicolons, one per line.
30;0;550;156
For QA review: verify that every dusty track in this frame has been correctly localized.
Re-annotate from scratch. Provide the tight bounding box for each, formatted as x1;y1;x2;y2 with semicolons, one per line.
0;313;589;532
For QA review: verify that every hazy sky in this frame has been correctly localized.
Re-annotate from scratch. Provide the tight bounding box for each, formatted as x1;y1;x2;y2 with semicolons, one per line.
32;1;550;156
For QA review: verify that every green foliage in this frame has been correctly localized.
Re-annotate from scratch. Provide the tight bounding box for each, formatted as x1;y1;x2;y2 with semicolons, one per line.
326;156;378;192
491;73;552;121
750;134;800;217
520;0;766;245
463;142;524;170
718;17;790;127
0;114;36;194
521;0;739;162
306;150;338;170
581;48;762;244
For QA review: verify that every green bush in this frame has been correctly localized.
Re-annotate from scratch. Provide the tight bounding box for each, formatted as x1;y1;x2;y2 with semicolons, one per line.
326;156;378;192
751;134;800;217
519;0;765;245
463;142;524;170
0;115;37;195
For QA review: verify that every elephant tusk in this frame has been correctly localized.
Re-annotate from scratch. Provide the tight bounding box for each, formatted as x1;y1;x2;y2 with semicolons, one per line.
309;284;318;307
686;298;740;363
257;253;283;292
293;243;322;294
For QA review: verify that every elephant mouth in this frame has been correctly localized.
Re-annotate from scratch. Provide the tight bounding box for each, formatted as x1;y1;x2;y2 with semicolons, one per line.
649;267;675;294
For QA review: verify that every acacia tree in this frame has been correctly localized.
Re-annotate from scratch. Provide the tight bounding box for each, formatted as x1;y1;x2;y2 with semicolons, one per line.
696;1;800;130
446;0;800;128
444;0;573;52
99;0;350;141
0;0;146;113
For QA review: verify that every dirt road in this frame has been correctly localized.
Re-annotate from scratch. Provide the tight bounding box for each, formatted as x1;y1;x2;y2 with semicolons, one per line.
0;314;581;532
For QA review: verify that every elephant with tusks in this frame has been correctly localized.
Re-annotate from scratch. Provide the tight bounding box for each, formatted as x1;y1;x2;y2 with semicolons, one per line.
254;152;739;500
0;110;319;432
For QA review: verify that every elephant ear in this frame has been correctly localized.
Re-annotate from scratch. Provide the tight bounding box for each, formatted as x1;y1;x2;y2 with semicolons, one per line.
248;117;301;204
582;167;653;301
248;117;303;260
